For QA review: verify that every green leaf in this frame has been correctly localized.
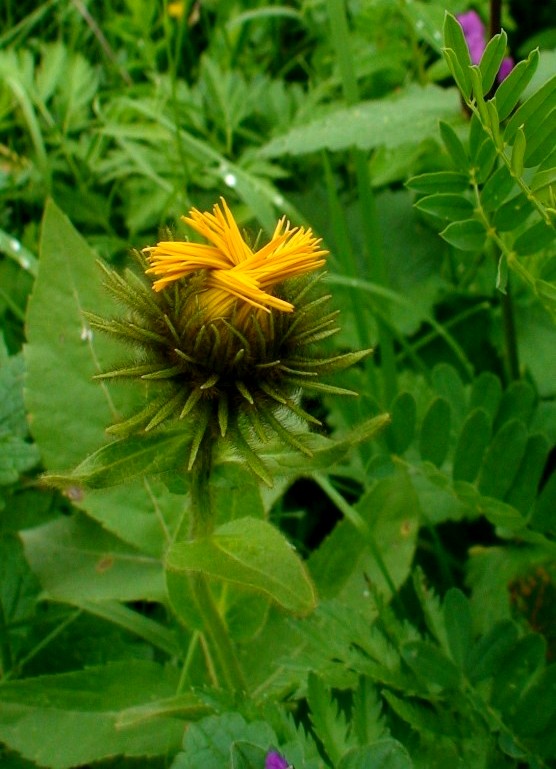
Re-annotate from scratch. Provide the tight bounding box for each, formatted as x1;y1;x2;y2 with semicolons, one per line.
514;221;556;256
338;740;414;769
46;429;192;489
174;713;277;769
388;391;416;455
440;219;487;251
478;420;528;499
443;588;472;668
20;513;165;603
474;137;498;182
467;620;520;683
25;200;180;554
495;49;539;121
406;171;468;194
511;663;556;736
259;86;460;157
494;380;535;430
480;164;515;211
439;121;469;171
414;193;474;222
402;640;461;690
493;193;534;232
505;433;550;515
452;408;491;483
510;126;526;177
165;517;317;615
307;673;352;765
479;31;508;95
309;469;419;607
0;662;184;769
469;372;502;420
524;107;556;167
442;13;473;99
491;634;546;716
504;72;556;146
419;397;451;467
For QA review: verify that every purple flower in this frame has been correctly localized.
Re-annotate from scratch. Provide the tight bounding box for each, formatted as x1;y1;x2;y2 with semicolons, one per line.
456;11;514;84
265;751;290;769
457;10;486;64
498;56;514;82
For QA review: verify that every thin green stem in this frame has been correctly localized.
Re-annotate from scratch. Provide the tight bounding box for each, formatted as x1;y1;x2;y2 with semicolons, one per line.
185;437;247;692
314;473;406;614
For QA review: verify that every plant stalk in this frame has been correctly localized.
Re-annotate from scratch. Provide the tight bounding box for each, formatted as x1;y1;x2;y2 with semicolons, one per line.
186;436;246;692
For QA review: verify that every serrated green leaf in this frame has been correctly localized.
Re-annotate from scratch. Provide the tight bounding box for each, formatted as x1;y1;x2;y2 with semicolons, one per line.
493;193;534;231
338;740;414;769
259;86;459;157
388;391;416;455
495;50;539;121
440;218;487;251
479;31;508;95
452;408;491;482
415;193;474;222
165;517;317;615
307;673;352;765
478;419;529;499
0;662;183;769
406;171;468;194
419;397;451;467
439;121;469;171
480;164;515;211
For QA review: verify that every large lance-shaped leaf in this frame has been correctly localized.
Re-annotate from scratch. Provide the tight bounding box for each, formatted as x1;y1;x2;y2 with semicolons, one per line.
258;85;460;157
20;513;165;603
25;200;181;555
0;661;193;769
46;429;192;489
165;517;317;615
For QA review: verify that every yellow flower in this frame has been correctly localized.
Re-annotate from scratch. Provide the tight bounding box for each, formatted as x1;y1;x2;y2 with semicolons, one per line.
144;198;327;321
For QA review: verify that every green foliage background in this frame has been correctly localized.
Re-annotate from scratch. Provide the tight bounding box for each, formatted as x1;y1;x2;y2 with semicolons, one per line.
0;1;555;768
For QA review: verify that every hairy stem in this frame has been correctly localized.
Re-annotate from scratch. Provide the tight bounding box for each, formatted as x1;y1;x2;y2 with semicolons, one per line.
186;436;246;692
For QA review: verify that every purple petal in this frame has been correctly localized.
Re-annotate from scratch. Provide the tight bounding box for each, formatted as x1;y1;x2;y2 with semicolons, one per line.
497;56;514;82
265;751;289;769
457;11;486;64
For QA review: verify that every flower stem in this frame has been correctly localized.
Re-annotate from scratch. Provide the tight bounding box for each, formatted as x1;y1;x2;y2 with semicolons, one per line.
187;436;247;692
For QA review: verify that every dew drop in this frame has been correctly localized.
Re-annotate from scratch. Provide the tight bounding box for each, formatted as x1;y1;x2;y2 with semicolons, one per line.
10;238;21;252
80;326;93;342
223;172;237;188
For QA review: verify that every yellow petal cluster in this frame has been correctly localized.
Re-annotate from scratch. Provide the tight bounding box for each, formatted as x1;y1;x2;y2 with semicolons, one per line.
144;198;327;320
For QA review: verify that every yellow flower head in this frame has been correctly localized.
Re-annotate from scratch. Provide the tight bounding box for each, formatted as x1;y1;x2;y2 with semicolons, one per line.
144;198;327;321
